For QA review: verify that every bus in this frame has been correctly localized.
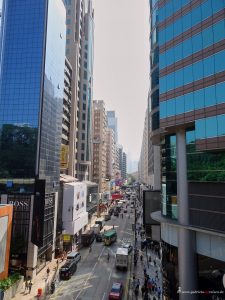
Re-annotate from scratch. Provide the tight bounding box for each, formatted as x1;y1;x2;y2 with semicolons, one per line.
103;229;117;246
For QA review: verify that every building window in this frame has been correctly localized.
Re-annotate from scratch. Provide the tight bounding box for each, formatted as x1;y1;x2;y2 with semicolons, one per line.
83;84;87;91
67;28;71;34
66;19;71;25
81;143;85;150
84;52;88;59
82;123;85;130
81;154;85;161
66;49;70;55
84;61;87;69
82;133;85;140
66;39;70;45
83;103;86;110
83;94;86;101
82;113;85;120
67;9;71;15
84;71;87;79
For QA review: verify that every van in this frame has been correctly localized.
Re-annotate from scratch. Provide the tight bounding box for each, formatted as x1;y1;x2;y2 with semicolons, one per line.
59;260;77;280
67;251;81;263
104;214;111;221
95;217;105;230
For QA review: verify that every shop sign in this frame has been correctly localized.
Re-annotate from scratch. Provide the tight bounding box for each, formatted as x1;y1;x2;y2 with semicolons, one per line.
63;235;71;242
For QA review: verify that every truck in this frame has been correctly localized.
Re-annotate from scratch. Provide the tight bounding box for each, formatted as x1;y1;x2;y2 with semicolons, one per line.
95;217;105;230
90;224;100;235
115;247;129;270
81;229;95;247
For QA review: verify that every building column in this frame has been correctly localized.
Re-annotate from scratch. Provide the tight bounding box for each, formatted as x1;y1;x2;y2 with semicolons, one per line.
176;129;197;299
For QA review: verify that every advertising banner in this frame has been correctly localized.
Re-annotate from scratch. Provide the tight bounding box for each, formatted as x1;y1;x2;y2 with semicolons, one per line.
60;144;69;169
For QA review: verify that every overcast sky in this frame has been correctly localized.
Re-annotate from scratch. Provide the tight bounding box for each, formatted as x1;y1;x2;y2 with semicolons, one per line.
92;0;150;161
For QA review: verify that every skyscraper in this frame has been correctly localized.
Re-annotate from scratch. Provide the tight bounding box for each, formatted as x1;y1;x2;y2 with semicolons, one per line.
92;100;107;192
0;0;66;278
64;0;94;180
107;111;118;143
150;0;225;298
122;152;127;180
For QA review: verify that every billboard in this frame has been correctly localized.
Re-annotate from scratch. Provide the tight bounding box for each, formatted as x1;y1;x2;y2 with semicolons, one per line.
31;179;45;247
143;190;161;226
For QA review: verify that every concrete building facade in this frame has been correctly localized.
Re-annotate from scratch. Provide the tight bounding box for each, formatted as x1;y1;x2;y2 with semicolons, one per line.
64;0;94;180
105;128;116;180
92;100;107;192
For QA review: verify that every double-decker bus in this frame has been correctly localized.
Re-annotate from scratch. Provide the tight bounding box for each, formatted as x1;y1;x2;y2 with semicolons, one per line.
103;229;117;246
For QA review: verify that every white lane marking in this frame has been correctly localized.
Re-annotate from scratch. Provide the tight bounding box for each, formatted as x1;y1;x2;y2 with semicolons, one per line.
108;269;112;281
74;247;105;299
102;292;106;300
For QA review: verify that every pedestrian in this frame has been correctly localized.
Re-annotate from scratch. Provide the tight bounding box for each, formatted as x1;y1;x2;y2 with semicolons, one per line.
140;254;143;262
136;278;140;289
46;267;50;277
134;286;139;299
113;224;114;229
143;291;149;300
56;259;59;269
28;281;32;294
149;256;151;263
24;280;29;293
141;284;145;298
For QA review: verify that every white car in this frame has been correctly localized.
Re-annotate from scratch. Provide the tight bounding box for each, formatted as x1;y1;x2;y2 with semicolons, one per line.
67;251;81;263
122;243;133;253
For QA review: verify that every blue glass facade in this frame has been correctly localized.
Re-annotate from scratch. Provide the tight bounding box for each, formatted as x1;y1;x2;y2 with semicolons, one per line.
0;0;66;194
156;0;225;220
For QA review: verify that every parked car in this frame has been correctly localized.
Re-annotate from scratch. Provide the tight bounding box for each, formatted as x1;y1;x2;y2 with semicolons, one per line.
96;233;103;242
109;208;114;215
114;211;119;217
59;260;77;280
108;282;123;300
67;251;81;263
123;209;127;213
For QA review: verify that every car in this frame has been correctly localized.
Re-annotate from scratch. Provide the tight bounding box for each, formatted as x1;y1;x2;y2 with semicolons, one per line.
109;208;114;215
108;282;123;300
59;260;77;280
96;233;103;242
104;214;111;221
67;251;81;263
114;211;119;217
123;209;127;213
122;243;133;253
130;204;134;209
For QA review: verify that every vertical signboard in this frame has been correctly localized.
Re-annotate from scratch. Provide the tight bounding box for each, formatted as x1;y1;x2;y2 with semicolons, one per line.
31;179;45;247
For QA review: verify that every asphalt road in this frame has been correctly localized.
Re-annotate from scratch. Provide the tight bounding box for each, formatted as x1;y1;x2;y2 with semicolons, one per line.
49;207;135;300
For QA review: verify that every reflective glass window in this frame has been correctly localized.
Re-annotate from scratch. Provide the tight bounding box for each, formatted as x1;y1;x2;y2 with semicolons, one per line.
193;60;203;82
175;96;185;115
160;101;167;119
204;85;216;107
216;82;225;104
196;119;206;139
167;98;176;117
185;92;194;112
206;116;217;138
194;89;204;110
217;114;225;136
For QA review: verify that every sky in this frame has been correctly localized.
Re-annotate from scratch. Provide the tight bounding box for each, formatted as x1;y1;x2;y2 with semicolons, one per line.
92;0;150;161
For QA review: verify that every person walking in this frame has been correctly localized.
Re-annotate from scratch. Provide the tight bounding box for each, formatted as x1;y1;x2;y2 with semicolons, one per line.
28;281;32;294
46;267;50;278
141;284;146;298
134;285;139;299
24;280;29;293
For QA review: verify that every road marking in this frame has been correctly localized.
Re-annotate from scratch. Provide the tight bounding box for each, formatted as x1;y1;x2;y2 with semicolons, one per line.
108;269;112;281
102;292;106;300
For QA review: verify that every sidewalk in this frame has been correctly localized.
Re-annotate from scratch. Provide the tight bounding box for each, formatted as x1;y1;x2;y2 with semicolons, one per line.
129;203;162;300
13;258;65;300
14;214;99;300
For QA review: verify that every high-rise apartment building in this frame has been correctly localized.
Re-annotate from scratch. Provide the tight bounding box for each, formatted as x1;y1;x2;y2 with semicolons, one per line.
61;58;73;174
92;100;107;192
64;0;94;180
122;152;127;180
138;110;149;185
118;145;123;175
107;111;118;143
150;0;225;299
106;128;116;180
0;0;66;278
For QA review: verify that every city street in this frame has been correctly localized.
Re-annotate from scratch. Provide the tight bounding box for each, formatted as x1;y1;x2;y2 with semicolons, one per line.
48;208;134;300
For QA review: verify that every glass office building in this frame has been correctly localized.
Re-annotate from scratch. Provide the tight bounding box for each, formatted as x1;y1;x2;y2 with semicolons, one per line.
0;0;66;277
150;0;225;299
